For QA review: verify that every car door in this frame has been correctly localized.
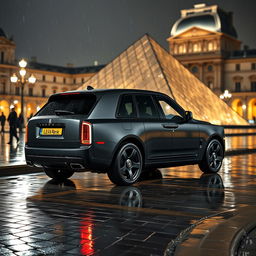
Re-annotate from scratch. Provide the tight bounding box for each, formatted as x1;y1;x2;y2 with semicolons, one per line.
155;95;200;161
135;94;173;161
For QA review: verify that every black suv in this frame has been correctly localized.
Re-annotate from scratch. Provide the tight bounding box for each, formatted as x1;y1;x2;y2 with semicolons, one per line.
25;89;225;185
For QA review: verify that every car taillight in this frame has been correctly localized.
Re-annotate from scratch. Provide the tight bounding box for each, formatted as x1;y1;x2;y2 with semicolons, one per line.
81;121;92;145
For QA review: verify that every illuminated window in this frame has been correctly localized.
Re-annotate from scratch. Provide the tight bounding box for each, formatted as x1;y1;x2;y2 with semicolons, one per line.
208;42;213;51
179;45;186;54
193;43;200;52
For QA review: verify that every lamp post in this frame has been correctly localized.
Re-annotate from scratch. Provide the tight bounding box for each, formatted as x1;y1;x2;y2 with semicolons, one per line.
10;59;36;121
219;90;232;101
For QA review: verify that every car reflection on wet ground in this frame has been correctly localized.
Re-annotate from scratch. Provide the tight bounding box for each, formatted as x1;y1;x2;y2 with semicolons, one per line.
0;152;256;255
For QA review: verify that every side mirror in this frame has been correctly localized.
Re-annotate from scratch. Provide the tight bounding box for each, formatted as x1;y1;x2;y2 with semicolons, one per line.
185;111;193;121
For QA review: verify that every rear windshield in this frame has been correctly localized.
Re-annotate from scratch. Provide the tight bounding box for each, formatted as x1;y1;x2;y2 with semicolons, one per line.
37;93;97;116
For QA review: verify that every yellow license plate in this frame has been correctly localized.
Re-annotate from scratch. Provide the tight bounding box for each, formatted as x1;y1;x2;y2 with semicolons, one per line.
40;128;63;136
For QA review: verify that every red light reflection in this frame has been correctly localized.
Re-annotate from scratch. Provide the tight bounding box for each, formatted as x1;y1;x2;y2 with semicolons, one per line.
80;217;94;255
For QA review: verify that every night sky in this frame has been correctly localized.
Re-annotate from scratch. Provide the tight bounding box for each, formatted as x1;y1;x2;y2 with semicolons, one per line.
1;0;256;67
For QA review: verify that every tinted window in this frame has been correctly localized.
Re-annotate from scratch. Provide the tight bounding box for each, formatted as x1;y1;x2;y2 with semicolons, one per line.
158;99;183;121
136;95;159;118
117;95;136;118
37;93;96;116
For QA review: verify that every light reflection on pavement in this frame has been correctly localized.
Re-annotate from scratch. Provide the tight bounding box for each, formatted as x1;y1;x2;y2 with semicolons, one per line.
0;152;256;254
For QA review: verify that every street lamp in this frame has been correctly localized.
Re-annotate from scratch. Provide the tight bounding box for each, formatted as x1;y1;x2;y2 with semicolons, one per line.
10;59;36;121
220;90;232;100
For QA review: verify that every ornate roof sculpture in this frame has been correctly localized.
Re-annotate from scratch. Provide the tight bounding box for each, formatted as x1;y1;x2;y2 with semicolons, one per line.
79;34;247;125
170;3;237;38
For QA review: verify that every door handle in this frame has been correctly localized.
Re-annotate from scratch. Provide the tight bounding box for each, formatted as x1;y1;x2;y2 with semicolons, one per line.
162;124;179;129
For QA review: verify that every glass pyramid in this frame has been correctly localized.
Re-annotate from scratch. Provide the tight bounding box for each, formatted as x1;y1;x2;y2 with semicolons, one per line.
79;35;247;125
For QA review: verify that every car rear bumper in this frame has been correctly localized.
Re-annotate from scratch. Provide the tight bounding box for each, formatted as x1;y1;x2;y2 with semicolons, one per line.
25;145;91;170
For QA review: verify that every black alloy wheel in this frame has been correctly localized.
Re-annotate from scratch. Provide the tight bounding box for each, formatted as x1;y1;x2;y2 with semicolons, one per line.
44;167;74;180
199;139;224;173
108;143;143;186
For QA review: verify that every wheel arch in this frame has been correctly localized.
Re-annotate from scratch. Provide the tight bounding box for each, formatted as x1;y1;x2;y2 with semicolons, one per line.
207;134;225;153
110;135;145;167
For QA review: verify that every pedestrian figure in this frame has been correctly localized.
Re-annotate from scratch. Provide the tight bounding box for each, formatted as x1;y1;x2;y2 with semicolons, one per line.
18;113;24;133
7;107;19;145
0;112;6;133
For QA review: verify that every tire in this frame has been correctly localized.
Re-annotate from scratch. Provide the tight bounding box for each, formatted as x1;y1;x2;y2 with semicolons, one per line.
108;143;143;186
199;139;224;173
44;167;74;180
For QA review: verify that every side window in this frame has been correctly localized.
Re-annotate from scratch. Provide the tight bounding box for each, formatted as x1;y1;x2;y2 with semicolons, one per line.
136;95;159;118
157;98;183;121
117;95;136;118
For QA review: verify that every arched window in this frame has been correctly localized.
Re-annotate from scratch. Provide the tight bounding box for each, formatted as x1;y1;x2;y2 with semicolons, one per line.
207;65;213;72
191;66;198;73
232;99;243;117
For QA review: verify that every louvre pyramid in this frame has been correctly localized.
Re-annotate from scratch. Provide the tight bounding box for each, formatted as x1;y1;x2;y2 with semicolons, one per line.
80;35;247;125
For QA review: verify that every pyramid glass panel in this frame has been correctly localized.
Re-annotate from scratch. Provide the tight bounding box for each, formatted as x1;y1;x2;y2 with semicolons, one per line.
79;35;247;125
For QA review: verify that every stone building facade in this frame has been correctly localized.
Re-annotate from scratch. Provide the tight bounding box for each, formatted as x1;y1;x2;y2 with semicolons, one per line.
168;3;256;122
0;27;103;122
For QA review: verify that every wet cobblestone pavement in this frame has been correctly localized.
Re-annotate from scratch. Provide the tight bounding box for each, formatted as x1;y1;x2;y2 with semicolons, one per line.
1;153;256;255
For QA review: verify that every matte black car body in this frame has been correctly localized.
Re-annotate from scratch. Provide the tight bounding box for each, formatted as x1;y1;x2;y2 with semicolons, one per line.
25;89;225;185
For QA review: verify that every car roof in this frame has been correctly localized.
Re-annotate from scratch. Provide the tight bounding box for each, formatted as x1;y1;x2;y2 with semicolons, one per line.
55;88;168;96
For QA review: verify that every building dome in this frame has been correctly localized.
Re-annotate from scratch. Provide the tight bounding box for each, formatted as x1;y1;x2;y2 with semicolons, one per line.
171;4;237;38
0;28;6;38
